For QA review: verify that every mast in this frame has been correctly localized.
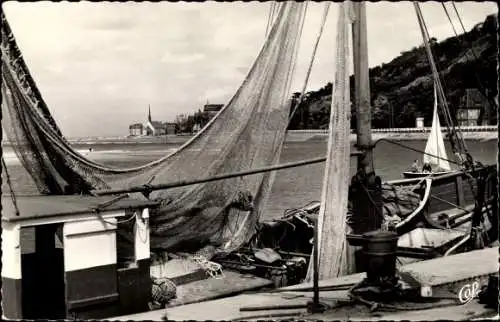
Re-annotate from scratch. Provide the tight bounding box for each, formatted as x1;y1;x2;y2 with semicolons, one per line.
352;2;374;175
350;2;383;250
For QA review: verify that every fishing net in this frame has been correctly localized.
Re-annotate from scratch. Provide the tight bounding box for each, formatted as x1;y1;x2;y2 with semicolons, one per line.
1;3;307;256
306;2;355;281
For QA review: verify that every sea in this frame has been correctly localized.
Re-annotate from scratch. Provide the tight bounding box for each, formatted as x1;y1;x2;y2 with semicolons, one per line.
2;139;496;220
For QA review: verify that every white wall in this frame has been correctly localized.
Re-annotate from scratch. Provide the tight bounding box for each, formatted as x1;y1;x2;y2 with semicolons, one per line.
63;218;118;271
1;222;21;279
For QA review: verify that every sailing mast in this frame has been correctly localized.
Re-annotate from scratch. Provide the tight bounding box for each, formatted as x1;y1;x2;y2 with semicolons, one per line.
350;1;383;251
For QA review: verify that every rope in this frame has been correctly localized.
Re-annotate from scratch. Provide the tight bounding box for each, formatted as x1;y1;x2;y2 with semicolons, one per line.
430;194;470;213
441;3;459;37
1;156;20;216
374;138;460;165
136;212;149;244
97;212;136;226
190;255;225;279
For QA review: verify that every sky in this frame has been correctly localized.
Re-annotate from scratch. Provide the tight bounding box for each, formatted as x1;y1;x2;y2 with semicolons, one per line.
2;1;497;138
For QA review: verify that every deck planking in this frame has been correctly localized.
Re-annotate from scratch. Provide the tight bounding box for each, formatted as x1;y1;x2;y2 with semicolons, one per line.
167;270;273;307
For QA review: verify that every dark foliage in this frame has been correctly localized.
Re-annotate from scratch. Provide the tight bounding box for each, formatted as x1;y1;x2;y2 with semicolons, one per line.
288;14;498;130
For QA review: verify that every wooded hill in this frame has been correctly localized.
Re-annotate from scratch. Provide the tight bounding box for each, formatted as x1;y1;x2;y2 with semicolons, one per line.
288;13;498;130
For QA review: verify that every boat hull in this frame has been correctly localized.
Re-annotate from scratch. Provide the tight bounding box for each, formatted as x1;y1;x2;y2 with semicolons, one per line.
402;171;453;179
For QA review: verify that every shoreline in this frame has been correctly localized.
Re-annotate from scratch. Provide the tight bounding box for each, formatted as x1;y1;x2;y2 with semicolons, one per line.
1;130;496;147
67;130;496;145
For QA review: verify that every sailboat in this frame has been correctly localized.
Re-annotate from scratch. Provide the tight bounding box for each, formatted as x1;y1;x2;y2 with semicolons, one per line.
402;85;454;178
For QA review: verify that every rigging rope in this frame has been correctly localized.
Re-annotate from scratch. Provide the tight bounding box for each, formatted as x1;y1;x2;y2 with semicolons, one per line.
441;3;459;36
374;138;460;166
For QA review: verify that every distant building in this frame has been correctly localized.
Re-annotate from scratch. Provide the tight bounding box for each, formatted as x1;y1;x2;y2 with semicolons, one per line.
129;123;144;136
457;88;484;126
164;122;177;135
128;106;167;136
203;104;224;119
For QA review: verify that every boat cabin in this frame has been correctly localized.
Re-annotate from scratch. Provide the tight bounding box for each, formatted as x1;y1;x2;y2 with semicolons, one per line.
1;195;160;320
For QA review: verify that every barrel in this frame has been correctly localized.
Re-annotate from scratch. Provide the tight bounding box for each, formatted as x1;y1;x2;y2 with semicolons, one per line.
361;230;398;283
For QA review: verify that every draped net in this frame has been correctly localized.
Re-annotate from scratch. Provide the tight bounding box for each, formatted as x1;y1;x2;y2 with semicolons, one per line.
305;2;355;281
1;3;307;256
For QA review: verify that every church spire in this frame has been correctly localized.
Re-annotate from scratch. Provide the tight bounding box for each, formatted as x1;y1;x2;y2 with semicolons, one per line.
148;104;152;122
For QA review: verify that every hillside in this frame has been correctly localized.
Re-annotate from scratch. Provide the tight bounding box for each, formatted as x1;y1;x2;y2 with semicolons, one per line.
288;13;498;130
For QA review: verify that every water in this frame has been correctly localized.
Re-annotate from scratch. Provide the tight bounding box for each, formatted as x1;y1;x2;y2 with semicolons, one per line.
2;139;496;220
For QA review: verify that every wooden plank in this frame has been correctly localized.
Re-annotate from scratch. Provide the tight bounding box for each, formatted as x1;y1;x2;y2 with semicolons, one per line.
112;293;307;321
167;270;273;307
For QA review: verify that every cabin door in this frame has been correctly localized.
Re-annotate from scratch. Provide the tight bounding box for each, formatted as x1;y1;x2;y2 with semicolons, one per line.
21;224;66;319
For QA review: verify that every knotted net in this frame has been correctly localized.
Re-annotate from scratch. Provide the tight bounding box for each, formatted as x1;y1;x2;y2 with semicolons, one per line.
1;3;307;256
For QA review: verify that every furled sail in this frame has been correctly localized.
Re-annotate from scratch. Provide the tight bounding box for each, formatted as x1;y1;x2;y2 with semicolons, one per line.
423;85;451;171
1;3;307;256
305;2;355;281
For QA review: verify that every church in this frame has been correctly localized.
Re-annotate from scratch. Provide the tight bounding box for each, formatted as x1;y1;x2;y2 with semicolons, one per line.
128;106;166;136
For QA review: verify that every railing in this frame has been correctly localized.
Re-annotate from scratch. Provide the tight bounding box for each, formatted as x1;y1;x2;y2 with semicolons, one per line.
288;125;498;135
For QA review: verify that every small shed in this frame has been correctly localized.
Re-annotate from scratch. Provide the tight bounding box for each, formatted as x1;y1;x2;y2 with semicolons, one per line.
1;195;160;320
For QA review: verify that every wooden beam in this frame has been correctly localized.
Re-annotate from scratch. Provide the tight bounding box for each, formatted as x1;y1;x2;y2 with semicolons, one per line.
352;2;373;174
91;154;362;196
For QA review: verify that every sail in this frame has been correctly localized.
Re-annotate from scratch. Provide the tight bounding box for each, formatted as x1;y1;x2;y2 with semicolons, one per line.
423;85;451;171
1;3;307;257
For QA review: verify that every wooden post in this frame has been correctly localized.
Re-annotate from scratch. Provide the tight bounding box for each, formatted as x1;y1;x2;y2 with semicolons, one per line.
350;2;383;272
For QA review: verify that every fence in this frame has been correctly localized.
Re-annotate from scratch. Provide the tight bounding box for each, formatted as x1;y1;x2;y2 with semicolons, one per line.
289;125;498;135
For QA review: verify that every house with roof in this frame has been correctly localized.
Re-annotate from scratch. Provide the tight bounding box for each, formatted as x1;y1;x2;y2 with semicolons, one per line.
456;88;488;126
